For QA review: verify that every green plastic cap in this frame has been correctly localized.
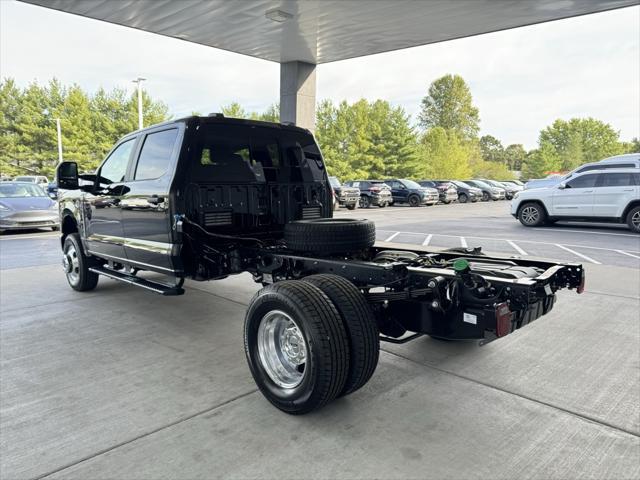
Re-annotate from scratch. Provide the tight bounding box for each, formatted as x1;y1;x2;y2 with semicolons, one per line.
453;258;470;272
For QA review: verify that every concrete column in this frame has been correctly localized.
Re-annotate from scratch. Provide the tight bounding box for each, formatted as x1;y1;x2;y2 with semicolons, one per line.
280;61;316;131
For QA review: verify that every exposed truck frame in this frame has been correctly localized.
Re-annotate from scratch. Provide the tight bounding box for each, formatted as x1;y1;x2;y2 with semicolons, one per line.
56;116;584;414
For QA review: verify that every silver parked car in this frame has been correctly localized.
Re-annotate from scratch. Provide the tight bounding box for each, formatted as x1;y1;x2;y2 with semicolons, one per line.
0;182;59;232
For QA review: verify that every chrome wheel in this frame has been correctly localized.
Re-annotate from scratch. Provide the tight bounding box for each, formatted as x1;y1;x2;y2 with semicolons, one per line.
257;310;307;389
520;206;540;225
632;211;640;230
63;242;80;285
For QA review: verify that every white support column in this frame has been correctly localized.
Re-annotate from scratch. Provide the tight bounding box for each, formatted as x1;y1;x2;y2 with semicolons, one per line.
280;61;316;131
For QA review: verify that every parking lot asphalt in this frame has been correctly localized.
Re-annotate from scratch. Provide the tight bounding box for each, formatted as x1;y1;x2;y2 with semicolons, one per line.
1;203;639;479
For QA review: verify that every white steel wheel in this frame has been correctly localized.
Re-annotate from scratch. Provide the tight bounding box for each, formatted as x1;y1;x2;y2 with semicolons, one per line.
244;281;350;414
63;242;80;286
257;310;307;389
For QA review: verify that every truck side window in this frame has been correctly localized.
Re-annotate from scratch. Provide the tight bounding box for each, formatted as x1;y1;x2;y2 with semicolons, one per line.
134;129;178;180
100;139;135;185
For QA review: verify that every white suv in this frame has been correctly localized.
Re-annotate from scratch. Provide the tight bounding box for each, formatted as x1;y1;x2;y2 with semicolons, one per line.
511;168;640;232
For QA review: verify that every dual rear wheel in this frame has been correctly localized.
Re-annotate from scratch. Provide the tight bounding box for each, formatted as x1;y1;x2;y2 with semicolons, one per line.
244;275;379;414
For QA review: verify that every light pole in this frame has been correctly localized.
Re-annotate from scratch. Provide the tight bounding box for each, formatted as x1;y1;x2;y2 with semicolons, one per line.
43;109;63;163
132;77;146;129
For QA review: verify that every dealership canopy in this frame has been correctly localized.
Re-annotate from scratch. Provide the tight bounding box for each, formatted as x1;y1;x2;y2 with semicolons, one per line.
22;0;637;128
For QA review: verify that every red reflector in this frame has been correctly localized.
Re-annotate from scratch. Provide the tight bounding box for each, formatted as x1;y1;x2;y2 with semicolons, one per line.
577;271;586;294
495;302;512;337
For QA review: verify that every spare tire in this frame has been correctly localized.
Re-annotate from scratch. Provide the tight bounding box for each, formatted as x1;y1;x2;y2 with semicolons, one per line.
284;218;375;255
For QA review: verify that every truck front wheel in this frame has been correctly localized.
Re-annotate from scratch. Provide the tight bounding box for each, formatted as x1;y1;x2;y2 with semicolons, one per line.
62;233;99;291
244;281;350;414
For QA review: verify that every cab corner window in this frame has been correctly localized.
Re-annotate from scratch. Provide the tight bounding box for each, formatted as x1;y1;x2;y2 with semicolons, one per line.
100;138;135;185
134;129;179;181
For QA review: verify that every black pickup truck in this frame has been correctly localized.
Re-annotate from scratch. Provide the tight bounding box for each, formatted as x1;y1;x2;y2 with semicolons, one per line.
56;115;584;414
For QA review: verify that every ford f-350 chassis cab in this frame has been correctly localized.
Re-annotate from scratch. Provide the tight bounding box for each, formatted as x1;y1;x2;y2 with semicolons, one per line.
56;116;584;414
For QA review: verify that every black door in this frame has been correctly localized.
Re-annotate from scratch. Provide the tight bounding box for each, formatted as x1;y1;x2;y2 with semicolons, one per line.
85;137;137;260
120;127;181;273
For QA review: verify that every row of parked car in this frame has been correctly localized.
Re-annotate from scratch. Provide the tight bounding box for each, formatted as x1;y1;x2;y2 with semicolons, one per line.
329;177;523;210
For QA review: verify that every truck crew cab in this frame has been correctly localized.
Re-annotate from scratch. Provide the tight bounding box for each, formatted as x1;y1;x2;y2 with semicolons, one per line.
56;115;584;414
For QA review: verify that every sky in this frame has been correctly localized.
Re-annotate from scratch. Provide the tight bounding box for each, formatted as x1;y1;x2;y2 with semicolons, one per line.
1;1;638;150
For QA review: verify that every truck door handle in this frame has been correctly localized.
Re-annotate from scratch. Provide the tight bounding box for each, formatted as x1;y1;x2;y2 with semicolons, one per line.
623;188;634;191
583;190;593;193
147;195;163;205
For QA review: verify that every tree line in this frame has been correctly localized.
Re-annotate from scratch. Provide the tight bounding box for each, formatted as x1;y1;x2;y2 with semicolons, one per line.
1;76;637;180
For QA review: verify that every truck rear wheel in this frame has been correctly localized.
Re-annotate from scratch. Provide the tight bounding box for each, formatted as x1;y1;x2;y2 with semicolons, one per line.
303;274;379;396
62;233;99;291
284;218;375;255
244;281;350;414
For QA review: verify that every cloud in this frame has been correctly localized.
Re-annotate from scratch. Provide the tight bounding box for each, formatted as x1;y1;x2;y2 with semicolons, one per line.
1;1;638;149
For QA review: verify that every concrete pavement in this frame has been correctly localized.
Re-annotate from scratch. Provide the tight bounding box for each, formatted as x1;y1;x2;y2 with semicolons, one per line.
1;260;638;479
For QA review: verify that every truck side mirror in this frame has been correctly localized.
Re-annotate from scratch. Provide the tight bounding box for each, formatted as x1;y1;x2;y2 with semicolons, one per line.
57;161;79;189
557;182;566;189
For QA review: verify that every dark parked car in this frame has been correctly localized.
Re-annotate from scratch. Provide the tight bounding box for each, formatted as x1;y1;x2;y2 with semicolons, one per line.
47;181;58;199
328;176;359;210
344;180;393;208
450;180;482;203
419;180;458;204
465;180;505;201
53;115;584;415
384;179;438;206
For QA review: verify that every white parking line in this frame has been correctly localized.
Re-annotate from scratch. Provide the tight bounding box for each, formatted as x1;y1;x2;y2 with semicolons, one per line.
507;240;528;256
615;250;640;260
555;244;602;264
384;232;400;242
375;229;640;254
422;234;433;246
460;237;467;248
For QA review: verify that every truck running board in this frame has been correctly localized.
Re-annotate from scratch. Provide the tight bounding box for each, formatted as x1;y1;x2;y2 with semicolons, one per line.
89;267;185;296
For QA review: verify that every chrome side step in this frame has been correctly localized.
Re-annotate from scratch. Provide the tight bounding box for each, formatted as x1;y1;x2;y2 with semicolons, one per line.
89;267;185;296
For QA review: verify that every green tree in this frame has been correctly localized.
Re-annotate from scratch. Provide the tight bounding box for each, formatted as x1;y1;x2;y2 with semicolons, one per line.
220;102;248;119
521;142;561;179
504;144;526;171
539;118;622;168
315;99;419;180
0;78;169;177
418;74;480;141
479;134;504;163
418;127;472;179
621;137;640;154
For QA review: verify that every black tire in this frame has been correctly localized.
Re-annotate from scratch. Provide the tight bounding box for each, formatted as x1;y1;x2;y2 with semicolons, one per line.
518;202;547;227
626;206;640;233
303;274;379;396
359;195;371;209
458;193;468;204
482;191;490;202
346;203;357;211
408;194;421;207
62;233;99;291
244;281;350;414
284;218;376;255
378;203;387;208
